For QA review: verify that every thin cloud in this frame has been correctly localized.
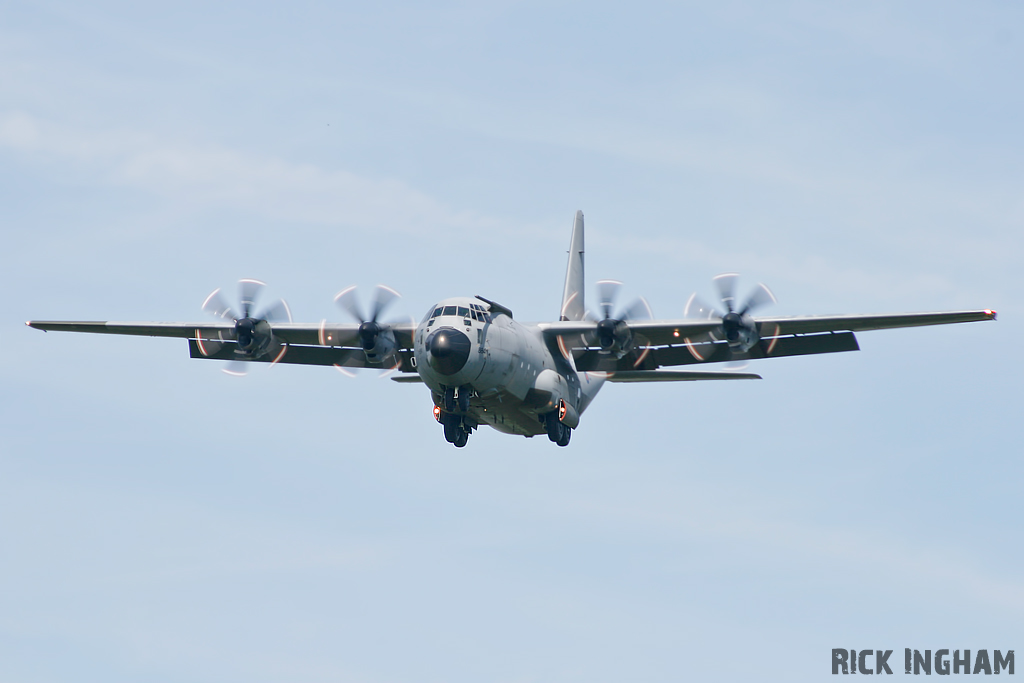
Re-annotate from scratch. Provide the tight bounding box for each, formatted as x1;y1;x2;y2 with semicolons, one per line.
0;111;527;237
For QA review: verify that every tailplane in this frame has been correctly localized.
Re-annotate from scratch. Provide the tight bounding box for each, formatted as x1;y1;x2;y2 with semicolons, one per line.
560;210;585;321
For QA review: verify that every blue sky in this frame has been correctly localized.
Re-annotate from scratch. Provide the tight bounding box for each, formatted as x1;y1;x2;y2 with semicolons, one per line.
1;2;1021;681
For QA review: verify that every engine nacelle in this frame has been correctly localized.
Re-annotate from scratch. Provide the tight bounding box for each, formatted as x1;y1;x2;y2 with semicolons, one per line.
721;312;759;352
235;318;275;356
362;323;397;364
533;369;570;410
596;318;634;358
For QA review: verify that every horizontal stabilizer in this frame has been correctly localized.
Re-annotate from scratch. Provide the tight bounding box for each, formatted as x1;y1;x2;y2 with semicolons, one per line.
606;370;761;382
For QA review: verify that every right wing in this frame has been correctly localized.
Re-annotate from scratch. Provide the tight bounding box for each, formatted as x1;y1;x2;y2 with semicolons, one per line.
26;320;419;372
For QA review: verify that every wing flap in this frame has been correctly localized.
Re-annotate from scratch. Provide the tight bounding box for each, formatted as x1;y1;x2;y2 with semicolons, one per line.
187;340;417;371
606;370;761;382
575;332;860;371
538;319;722;342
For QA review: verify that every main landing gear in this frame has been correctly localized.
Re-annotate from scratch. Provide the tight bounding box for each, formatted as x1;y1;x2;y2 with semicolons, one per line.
442;385;470;414
441;413;470;448
544;411;572;447
438;385;472;448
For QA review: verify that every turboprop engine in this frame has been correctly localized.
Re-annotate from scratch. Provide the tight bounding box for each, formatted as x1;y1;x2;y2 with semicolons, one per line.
335;284;403;366
683;273;777;361
590;280;652;358
198;278;292;375
358;321;397;364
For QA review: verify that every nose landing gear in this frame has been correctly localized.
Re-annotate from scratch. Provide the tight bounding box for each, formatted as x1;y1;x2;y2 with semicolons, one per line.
438;385;473;448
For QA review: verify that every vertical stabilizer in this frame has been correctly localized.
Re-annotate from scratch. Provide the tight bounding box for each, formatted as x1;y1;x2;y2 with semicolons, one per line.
560;210;585;321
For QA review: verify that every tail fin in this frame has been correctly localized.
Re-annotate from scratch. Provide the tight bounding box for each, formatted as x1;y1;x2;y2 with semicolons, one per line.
560;210;586;321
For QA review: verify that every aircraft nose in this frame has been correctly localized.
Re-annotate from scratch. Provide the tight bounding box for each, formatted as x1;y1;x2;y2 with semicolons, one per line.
426;327;471;375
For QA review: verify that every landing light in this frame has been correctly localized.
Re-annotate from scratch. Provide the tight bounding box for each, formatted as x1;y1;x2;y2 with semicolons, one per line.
433;405;441;422
673;330;680;337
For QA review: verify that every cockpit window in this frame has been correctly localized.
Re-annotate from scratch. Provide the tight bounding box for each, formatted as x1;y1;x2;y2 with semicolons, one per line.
432;307;443;318
457;306;469;317
442;305;457;316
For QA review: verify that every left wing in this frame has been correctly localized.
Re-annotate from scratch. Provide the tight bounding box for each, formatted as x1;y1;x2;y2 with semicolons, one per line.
544;309;996;372
756;310;997;336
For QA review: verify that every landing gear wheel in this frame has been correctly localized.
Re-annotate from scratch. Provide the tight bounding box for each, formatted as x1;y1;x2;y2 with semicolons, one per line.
442;412;470;447
556;427;571;447
544;411;561;444
443;387;457;413
457;386;470;413
442;413;461;443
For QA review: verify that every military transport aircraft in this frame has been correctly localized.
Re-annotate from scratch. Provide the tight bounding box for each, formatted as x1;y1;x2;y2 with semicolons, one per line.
27;211;996;448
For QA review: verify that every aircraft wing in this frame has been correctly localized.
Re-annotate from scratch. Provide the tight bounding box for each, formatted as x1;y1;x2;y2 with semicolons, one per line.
25;320;418;370
755;310;997;335
26;320;236;338
558;309;995;372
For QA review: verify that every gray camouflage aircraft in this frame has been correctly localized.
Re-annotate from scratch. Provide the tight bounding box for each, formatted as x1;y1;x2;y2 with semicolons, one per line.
28;211;996;447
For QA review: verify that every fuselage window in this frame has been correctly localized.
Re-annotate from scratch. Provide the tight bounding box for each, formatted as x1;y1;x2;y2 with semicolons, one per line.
443;305;457;316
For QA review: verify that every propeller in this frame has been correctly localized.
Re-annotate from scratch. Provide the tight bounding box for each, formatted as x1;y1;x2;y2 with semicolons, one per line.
334;284;402;367
683;273;776;365
587;280;652;358
198;279;291;376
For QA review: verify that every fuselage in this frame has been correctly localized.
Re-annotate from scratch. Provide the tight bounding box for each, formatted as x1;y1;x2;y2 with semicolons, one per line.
413;297;604;437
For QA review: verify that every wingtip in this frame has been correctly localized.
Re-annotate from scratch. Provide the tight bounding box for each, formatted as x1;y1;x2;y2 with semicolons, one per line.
985;309;997;320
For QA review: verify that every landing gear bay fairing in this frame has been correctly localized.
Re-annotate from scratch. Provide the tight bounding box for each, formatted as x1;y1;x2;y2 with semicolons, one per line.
28;212;996;447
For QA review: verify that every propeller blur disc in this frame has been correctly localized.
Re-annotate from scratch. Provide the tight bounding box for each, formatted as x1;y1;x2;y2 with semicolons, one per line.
713;273;740;313
739;283;777;315
202;288;237;321
222;359;248;377
238;279;266;318
596;279;623;319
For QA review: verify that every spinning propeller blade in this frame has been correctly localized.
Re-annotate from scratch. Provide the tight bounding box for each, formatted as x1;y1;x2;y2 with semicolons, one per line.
684;274;776;363
198;279;289;373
